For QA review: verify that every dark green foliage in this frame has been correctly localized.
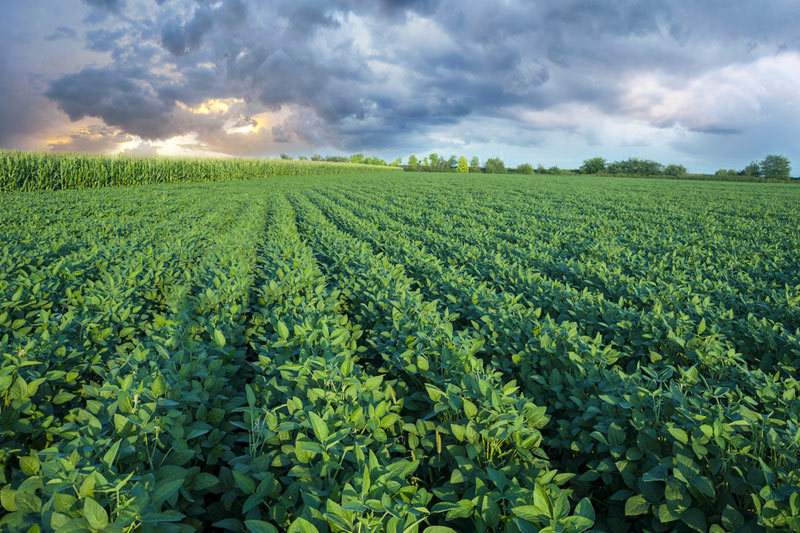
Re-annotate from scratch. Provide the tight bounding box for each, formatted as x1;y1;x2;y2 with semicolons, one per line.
1;172;799;532
664;163;686;176
607;157;663;176
741;161;761;177
716;168;738;177
484;158;506;174
579;157;606;174
516;163;534;175
760;154;791;180
364;156;388;166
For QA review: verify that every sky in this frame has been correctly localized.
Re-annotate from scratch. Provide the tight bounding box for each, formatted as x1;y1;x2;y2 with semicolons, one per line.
1;0;799;172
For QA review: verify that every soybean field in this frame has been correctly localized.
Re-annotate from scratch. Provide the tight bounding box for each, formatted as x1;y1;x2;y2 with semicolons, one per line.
1;172;800;533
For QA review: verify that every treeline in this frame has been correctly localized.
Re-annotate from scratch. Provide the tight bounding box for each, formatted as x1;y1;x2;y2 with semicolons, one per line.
580;157;688;177
402;154;531;173
711;155;792;180
399;153;686;176
252;151;796;181
578;154;793;181
399;152;795;181
281;153;402;167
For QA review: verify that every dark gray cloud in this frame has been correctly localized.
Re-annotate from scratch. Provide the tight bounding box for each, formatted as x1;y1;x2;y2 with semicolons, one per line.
159;0;249;57
0;71;53;148
1;0;798;169
161;6;214;56
45;67;173;139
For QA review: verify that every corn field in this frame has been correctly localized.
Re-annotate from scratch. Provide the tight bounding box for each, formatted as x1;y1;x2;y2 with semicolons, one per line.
0;150;401;192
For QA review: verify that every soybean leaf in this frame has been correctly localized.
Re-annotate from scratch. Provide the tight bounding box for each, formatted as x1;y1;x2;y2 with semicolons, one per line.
245;520;279;533
308;411;329;443
213;329;226;347
681;508;707;533
287;517;318;533
152;479;184;507
83;498;108;531
625;495;650;516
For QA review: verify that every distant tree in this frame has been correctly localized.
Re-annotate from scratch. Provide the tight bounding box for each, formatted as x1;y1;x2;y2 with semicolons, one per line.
298;155;308;161
448;155;458;169
457;156;469;173
422;157;429;167
760;154;791;180
485;158;506;174
390;158;401;167
664;163;687;176
547;166;561;174
536;164;546;174
280;153;292;160
740;161;761;177
350;153;365;164
311;153;323;161
325;155;349;162
517;163;534;174
408;155;418;168
470;156;480;171
607;157;662;176
714;168;739;177
580;157;606;174
429;153;439;167
638;159;663;175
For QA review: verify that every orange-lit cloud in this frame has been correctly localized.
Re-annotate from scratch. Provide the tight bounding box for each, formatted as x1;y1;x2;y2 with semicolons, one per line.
224;112;271;135
176;97;245;115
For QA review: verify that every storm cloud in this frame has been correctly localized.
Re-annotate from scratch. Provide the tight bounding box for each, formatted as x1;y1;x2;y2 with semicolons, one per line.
46;67;173;139
160;6;215;57
2;0;800;169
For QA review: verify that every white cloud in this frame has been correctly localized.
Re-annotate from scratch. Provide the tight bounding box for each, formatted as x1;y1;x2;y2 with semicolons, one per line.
621;52;800;133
